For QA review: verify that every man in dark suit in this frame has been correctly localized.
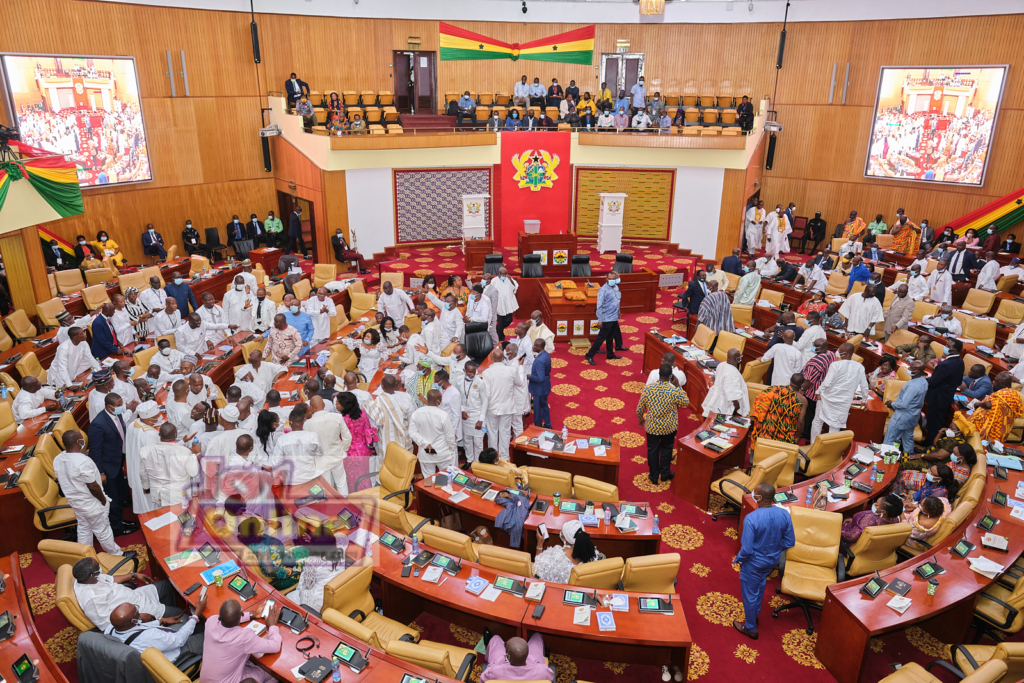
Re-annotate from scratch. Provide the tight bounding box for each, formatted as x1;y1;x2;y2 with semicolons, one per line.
246;214;266;247
284;72;309;109
141;223;166;260
287;206;308;258
923;339;965;448
1002;234;1021;254
737;96;754;131
88;391;137;535
44;240;73;271
721;248;744;276
529;338;552;428
774;258;799;283
330;229;369;274
800;211;827;254
91;302;124;359
678;270;708;316
226;215;246;250
947;241;979;283
863;241;887;263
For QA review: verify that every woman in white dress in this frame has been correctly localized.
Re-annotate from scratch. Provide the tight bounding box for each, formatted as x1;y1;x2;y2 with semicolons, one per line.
339;328;389;378
532;519;605;584
379;316;402;348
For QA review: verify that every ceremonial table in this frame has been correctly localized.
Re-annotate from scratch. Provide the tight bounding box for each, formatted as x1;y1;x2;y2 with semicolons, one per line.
517;231;577;277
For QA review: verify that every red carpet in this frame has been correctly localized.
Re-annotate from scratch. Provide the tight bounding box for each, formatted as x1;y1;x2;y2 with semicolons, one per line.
19;242;994;682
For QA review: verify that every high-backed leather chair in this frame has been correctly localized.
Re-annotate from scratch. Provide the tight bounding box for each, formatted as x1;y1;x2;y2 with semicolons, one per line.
964;319;997;348
385;639;477;681
796;430;854;478
573;476;618;504
379;272;404;290
750;438;801;488
886;328;918;348
189;256;211;276
963;288;997;315
33;433;60;480
0;325;12;353
313;263;338;288
732;304;753;326
36;298;67;329
55;268;86;295
483;254;503;276
843;523;912;576
421;525;479;562
56;564;95;631
570;255;591;277
690;324;716;351
944;642;1024;683
477;545;533;576
0;403;15;445
911;301;939;323
321;563;419;645
84;268;112;287
403;312;422;334
741;358;770;384
204;227;226;261
5;309;37;341
19;456;77;534
710;451;789;520
996;299;1024;326
522;467;572;498
15;351;46;384
292;278;312;301
349;292;376;321
619;554;679;593
824;272;849;296
39;539;138;575
465;322;493;362
712;331;746;362
522;254;543;278
876;660;1006;683
82;284;112;312
612;253;633;274
760;288;785;307
141;647;196;683
359;498;432;540
349;442;417;508
117;270;148;295
568;557;625;590
53;412;89;452
773;506;843;633
133;345;159;378
998;274;1020;293
470;462;515;487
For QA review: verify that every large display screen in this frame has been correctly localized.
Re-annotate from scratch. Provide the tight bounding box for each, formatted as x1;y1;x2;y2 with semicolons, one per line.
1;54;152;187
864;66;1008;186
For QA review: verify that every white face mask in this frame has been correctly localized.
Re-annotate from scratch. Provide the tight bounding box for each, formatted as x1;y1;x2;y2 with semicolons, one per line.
946;429;956;438
160;347;171;356
235;284;244;291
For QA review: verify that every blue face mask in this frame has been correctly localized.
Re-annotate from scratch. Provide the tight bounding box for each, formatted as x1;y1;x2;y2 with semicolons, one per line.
290;305;299;314
443;302;451;311
174;278;183;286
610;279;620;287
146;376;158;385
950;454;959;464
432;383;441;391
499;276;507;282
925;473;937;483
363;339;372;346
112;406;124;416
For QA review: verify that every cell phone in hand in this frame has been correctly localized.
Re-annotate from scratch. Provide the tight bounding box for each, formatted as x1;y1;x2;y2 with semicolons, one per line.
537;523;549;539
199;585;208;601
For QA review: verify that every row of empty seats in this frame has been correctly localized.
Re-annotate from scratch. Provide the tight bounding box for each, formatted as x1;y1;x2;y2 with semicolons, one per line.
444;91;750;109
302;90;394;108
310;107;401;124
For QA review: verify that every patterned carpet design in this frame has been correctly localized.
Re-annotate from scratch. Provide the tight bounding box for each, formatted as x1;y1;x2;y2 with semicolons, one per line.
18;242;986;683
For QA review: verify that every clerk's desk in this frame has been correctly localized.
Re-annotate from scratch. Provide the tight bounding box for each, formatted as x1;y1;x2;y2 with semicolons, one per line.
274;476;692;675
0;553;69;683
511;426;620;485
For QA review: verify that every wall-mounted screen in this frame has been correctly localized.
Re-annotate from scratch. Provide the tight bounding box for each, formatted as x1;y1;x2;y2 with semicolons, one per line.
1;54;152;188
864;66;1008;187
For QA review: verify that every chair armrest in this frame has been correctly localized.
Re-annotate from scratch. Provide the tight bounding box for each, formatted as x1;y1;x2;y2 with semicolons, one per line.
106;551;139;576
839;540;856;571
352;472;380;490
298;604;322;620
977;593;1020;630
719;478;750;508
777;550;787;576
173;651;203;678
39;325;57;333
36;505;73;529
410;518;435;536
616;580;624;590
348;609;366;622
835;553;846;583
455;653;476;681
383;487;414;508
926;658;968;680
399;634;416;643
796;449;810;473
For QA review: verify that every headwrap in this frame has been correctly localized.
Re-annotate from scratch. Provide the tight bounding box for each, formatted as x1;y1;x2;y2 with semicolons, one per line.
182;355;198;365
137;401;160;419
125;286;139;298
92;368;113;383
561;519;584;545
219;405;240;422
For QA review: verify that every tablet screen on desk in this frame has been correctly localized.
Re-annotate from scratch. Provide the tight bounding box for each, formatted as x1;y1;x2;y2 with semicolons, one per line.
918;563;938;578
229;577;248;592
565;591;584;604
864;578;883;594
198;543;217;559
495;576;514;591
308;484;324;498
641;598;660;610
979;515;996;531
453;473;471;486
400;675;429;683
333;643;357;663
954;540;972;556
380;532;398;546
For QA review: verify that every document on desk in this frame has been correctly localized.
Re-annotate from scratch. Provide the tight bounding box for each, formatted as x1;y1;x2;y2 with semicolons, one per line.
573;606;591;626
448;490;470;504
969;556;1005;579
593;446;606;457
346;528;379;549
144;511;179;530
480;585;502;602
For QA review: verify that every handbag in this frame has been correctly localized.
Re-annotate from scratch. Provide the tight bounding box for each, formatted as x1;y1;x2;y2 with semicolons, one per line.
437;503;462;531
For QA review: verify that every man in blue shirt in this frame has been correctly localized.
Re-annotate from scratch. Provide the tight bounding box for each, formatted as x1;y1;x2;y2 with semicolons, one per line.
845;256;871;295
584;273;622;366
960;364;993;400
164;276;199;319
456;91;476;129
614;90;630;116
281;294;314;356
733;482;795;640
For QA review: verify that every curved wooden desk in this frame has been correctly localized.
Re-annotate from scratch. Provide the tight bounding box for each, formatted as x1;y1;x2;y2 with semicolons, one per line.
511;426;621;485
0;553;69;682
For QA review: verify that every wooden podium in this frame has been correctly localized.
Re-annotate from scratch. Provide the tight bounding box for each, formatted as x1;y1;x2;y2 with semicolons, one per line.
462;194;490;241
596;192;627;253
517;231;577;276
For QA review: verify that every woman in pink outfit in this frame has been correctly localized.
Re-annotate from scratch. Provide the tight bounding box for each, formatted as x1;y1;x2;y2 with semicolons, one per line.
338;391;378;491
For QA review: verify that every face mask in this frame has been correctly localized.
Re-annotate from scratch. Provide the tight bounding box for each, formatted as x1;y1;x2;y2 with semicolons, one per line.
235;285;244;291
112;406;124;416
950;454;959;464
160;347;171;356
427;283;434;289
384;324;393;331
925;473;937;483
431;383;442;391
174;278;183;286
290;305;299;314
101;237;108;242
532;319;541;327
499;276;507;282
465;375;474;382
257;296;265;302
611;279;620;286
941;313;950;320
186;223;192;228
146;376;158;385
363;339;372;346
79;240;86;246
443;302;451;311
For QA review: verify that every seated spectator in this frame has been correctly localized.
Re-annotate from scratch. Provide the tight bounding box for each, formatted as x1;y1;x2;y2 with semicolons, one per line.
513;75;530;107
546;78;564;107
658;111;672;131
538;112;555;130
74;235;102;266
293;525;348;612
902;496;950;551
534;519;604;583
959;364;993;400
522;109;541;130
577;93;597;116
672;107;686;128
44;239;72;271
456;91;476;129
478;448;528;487
563;105;581;128
487;110;503;131
840;494;903;544
631;109;652;131
579;111;597;130
614;90;630;115
481;634;554;683
565;80;580;102
326;92;344;116
596;81;614;110
956;228;980;247
528;77;546;107
107;599;205;661
558;95;575;121
72;557;181;631
646;92;666;119
737;95;754;131
504;110;522;131
614;107;630;132
327;113;348;136
596;109;615;130
349;113;366;134
295;95;315;132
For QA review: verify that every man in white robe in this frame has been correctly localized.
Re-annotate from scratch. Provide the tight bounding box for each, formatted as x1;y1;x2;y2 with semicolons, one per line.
54;430;122;556
165;379;196;438
124;401;162;514
810;342;870;442
303;288;336;345
761;329;804;386
250;288;277;334
222;276;257;333
488;268;520;343
702;349;750;417
927;260;953;306
151;340;185;376
527;310;556;353
797;262;828;293
49;326;99;389
744;200;766;254
434;370;463;445
459;361;488;463
922;305;962;336
763;204;791;258
376;281;414;323
197;292;233;344
838;285;885;337
341;372;373;412
175;313;213;357
465;285;496;346
304;396;352;494
397;327;426;381
646;351;686;386
426;290;465;345
276;405;324;486
420;309;445;356
139;277;168;313
148;298;182;338
232;350;286;407
426;343;471;386
410;389;458;475
139;423;200;507
976;252;1001;290
478;347;526;460
756;257;779;278
1003;322;1024;360
111;361;140;406
902;267;930;302
794;312;827;364
734;262;762;306
366;375;415;479
201;405;246;480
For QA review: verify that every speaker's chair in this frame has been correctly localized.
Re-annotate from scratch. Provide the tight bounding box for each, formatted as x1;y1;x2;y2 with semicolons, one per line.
483;254;503;276
570;255;591;277
522;254;543;278
612;253;633;274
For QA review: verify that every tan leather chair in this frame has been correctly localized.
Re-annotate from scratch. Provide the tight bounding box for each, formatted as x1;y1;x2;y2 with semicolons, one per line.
292;278;312;301
323;608;389;650
964;319;997;348
36;298;67;329
313;263;337;288
189;256;210;276
843;523;911;576
966;451;988;489
690;324;716;351
141;647;194;683
16;351;46;384
240;338;266;360
573;476;619;504
350;292;377;321
522;467;572;498
746;383;767;414
0;403;17;445
773;506;843;633
877;660;1006;683
471;462;515;487
710;451;789;519
18;457;76;533
911;301;939;323
760;288;785;307
5;309;37;341
724;272;740;292
326;344;358;377
796;430;854;478
741;358;770;384
359;498;433;541
82;284;112;312
751;437;801;487
825;272;849;296
85;268;112;287
55;268;86;295
947;642;1024;683
322;563;419;645
421;525;478;562
133;345;159;377
963;353;994;376
56;564;95;631
713;331;746;362
732;304;753;327
0;325;12;352
33;434;61;479
38;539;138;575
117;270;148;294
899;500;971;559
348;279;366;295
348;442;417;508
141;266;165;288
380;272;404;290
620;554;679;593
886;328;918;348
385;639;477;681
404;313;422;334
963;288;997;315
164;245;178;262
995;299;1024;325
998;274;1020;293
477;545;533;576
974;559;1024;639
568;557;625;590
52;412;89;452
265;282;285;305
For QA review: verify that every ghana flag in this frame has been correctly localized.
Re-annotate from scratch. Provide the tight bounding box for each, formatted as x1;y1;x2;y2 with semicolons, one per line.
949;185;1024;237
440;23;595;65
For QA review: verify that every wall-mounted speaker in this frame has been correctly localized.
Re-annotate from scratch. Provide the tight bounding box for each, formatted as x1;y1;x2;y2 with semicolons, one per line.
765;132;777;170
776;29;786;69
261;136;271;172
251;21;261;63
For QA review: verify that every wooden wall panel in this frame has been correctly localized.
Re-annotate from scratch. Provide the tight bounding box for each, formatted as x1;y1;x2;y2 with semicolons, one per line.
717;169;747;261
321;171;350;248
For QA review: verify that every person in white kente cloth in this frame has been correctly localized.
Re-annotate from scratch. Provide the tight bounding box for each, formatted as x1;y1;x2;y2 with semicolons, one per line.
303;287;336;345
761;329;804;386
506;340;532;438
810;342;869;442
976;251;1001;290
139;423;200;507
232;349;286;408
702;349;750;417
49;326;100;390
54;430;122;556
763;203;791;258
222;275;257;333
150;338;184;375
839;284;884;337
921;305;962;336
376;280;414;324
276;404;324;486
479;346;526;460
527;310;555;354
927;260;953;306
149;297;182;338
366;374;415;480
466;283;497;346
303;396;352;494
198;292;233;344
125;401;162;514
745;199;766;254
410;389;458;476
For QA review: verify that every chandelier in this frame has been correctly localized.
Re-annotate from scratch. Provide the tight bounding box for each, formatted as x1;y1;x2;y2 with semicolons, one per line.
639;0;665;15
